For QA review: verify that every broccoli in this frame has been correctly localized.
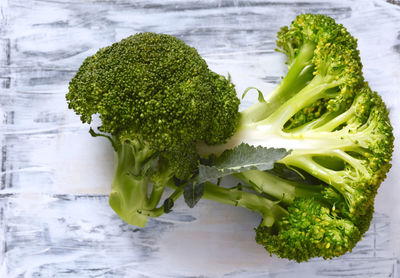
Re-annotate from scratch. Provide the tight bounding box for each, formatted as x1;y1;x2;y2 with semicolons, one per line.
66;15;394;263
200;180;360;262
66;33;239;227
197;14;394;261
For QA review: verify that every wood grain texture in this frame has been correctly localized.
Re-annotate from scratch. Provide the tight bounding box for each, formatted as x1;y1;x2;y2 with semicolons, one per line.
1;0;400;277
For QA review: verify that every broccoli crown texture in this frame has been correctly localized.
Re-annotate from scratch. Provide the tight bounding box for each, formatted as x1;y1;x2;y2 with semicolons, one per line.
278;14;362;86
255;198;360;262
67;33;239;177
66;33;240;226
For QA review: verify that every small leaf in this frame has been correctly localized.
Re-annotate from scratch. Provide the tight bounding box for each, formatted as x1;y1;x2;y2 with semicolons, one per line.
267;163;322;185
198;143;290;184
163;198;174;213
242;87;266;103
173;177;186;186
183;181;205;208
89;128;118;151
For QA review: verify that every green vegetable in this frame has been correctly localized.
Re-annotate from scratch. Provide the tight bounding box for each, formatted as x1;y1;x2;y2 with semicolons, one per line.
197;14;394;261
66;33;239;227
198;143;290;184
66;14;394;263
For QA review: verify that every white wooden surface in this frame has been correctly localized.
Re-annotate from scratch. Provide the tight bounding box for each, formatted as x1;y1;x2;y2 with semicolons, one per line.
1;0;400;277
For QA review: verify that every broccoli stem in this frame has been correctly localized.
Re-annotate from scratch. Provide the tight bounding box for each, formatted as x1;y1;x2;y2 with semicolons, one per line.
146;182;166;210
140;184;184;217
280;155;343;185
268;42;316;105
202;182;288;227
255;75;340;130
234;170;324;205
146;166;174;210
109;140;155;227
241;42;316;124
312;105;356;132
278;154;364;212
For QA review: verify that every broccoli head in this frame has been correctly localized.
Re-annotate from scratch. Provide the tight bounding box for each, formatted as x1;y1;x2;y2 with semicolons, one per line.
198;14;394;261
255;198;360;261
66;33;239;226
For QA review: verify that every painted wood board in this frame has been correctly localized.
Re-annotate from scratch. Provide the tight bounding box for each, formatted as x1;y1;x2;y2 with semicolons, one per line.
1;0;400;277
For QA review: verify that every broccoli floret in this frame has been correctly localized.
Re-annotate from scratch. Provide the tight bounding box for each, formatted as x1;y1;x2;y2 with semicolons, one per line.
198;177;359;262
235;170;362;261
66;33;239;226
255;198;360;262
198;14;394;261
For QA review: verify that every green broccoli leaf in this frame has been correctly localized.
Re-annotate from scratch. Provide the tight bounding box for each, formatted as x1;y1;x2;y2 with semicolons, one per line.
163;198;174;213
267;163;324;185
183;181;205;208
242;87;266;103
198;143;290;184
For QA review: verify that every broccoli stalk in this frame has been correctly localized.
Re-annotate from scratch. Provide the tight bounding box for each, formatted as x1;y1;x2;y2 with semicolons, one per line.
109;138;154;227
89;130;184;227
202;181;288;227
234;170;325;204
108;137;181;226
241;41;316;124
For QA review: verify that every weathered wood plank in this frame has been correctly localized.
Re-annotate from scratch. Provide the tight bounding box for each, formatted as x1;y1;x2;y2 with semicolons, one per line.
0;194;397;277
1;0;399;277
